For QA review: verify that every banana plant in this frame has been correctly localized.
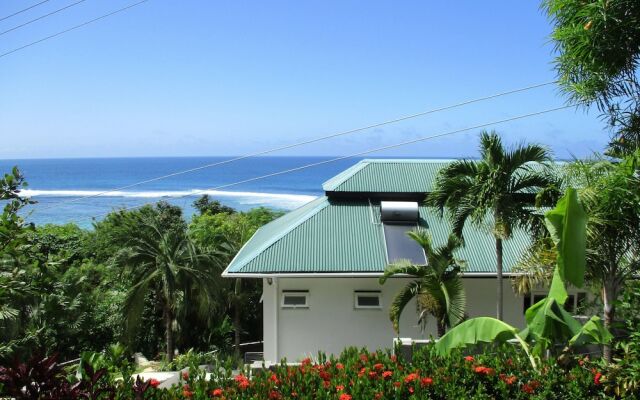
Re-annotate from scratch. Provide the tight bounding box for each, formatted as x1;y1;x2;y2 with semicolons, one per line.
434;188;612;369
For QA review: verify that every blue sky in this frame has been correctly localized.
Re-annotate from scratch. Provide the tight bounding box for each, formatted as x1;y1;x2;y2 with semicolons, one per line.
0;0;609;159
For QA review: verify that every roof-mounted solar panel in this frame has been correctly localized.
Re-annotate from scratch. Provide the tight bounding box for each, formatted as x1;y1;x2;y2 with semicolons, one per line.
380;201;426;264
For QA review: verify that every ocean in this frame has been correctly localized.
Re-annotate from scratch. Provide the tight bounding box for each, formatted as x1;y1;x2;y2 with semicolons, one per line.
0;157;363;228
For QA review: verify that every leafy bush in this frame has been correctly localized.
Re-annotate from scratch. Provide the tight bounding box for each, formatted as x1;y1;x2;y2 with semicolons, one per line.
1;346;612;399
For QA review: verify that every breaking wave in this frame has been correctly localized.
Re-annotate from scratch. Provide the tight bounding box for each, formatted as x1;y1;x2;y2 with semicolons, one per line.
21;189;317;209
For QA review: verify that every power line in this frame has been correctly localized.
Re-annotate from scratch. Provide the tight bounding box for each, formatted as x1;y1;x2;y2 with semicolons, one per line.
0;0;88;37
0;0;149;59
67;103;577;224
35;81;556;213
0;0;51;22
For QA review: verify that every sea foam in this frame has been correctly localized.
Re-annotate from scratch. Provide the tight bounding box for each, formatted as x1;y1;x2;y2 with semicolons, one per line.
21;189;317;209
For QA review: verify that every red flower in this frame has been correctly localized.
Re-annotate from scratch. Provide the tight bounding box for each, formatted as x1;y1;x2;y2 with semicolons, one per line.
404;373;419;383
521;383;534;394
374;393;383;400
357;367;366;378
234;374;250;390
336;385;345;391
474;366;495;375
368;371;378;379
211;388;223;397
420;377;433;387
182;372;189;380
336;363;345;370
393;381;401;388
594;372;604;385
182;385;193;398
408;386;414;393
390;354;397;363
148;378;161;388
360;354;369;363
464;355;474;362
302;357;312;366
339;394;352;400
269;390;281;399
499;374;517;385
373;363;384;371
382;370;393;380
319;371;331;381
521;380;540;394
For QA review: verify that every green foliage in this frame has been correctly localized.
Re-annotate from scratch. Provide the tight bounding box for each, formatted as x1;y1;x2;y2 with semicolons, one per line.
192;194;235;216
435;188;610;369
427;130;556;321
1;346;610;399
380;230;466;336
543;0;640;156
115;217;216;362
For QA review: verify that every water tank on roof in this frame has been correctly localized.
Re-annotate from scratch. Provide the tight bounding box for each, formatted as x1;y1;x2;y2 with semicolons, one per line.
380;201;419;222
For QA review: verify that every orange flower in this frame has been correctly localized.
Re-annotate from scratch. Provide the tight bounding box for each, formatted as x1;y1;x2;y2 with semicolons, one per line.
404;373;419;383
499;374;517;385
474;366;494;375
339;394;352;400
211;388;224;397
336;363;344;370
420;377;433;387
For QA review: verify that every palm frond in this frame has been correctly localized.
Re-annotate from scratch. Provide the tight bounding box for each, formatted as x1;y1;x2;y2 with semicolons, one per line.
379;260;425;284
389;280;421;334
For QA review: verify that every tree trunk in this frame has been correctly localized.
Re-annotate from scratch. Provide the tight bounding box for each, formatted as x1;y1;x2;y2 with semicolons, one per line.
233;279;242;361
496;237;504;321
437;321;446;338
164;307;175;363
602;281;616;363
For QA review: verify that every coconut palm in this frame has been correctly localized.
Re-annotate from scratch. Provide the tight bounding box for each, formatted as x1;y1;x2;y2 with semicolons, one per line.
380;229;466;337
426;131;554;320
117;220;215;362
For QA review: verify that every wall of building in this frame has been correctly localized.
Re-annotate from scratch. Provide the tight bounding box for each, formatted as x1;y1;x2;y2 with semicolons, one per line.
262;276;529;362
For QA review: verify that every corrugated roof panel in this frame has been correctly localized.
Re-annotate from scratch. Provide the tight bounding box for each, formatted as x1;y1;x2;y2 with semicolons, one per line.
226;199;531;275
323;159;450;193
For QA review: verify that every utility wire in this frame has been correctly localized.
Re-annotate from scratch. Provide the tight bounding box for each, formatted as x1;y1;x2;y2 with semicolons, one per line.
0;0;51;22
0;0;149;59
68;103;577;224
35;81;556;213
0;0;87;37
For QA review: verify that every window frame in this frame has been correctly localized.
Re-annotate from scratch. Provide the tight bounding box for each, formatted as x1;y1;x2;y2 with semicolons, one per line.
523;291;586;315
281;290;309;309
354;290;382;310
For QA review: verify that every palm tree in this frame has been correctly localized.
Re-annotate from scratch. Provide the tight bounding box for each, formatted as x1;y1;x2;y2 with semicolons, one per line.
426;131;553;320
117;220;215;362
379;229;466;337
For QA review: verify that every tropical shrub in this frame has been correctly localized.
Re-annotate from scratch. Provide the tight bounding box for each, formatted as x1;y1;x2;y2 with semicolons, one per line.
0;346;611;399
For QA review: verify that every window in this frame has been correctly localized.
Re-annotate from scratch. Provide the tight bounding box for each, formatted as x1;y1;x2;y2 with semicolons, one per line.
281;291;309;308
355;291;382;309
523;292;587;314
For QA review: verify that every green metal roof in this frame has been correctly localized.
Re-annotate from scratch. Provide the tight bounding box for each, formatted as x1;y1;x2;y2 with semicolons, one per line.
224;197;531;275
323;159;452;193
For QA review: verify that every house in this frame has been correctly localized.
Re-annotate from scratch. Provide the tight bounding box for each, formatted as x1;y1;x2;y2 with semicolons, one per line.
222;159;586;363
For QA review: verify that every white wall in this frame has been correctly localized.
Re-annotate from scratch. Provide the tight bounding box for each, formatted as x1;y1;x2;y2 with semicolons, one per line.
262;277;527;362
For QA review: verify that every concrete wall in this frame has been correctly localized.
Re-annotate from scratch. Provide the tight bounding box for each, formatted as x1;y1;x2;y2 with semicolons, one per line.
262;277;528;362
